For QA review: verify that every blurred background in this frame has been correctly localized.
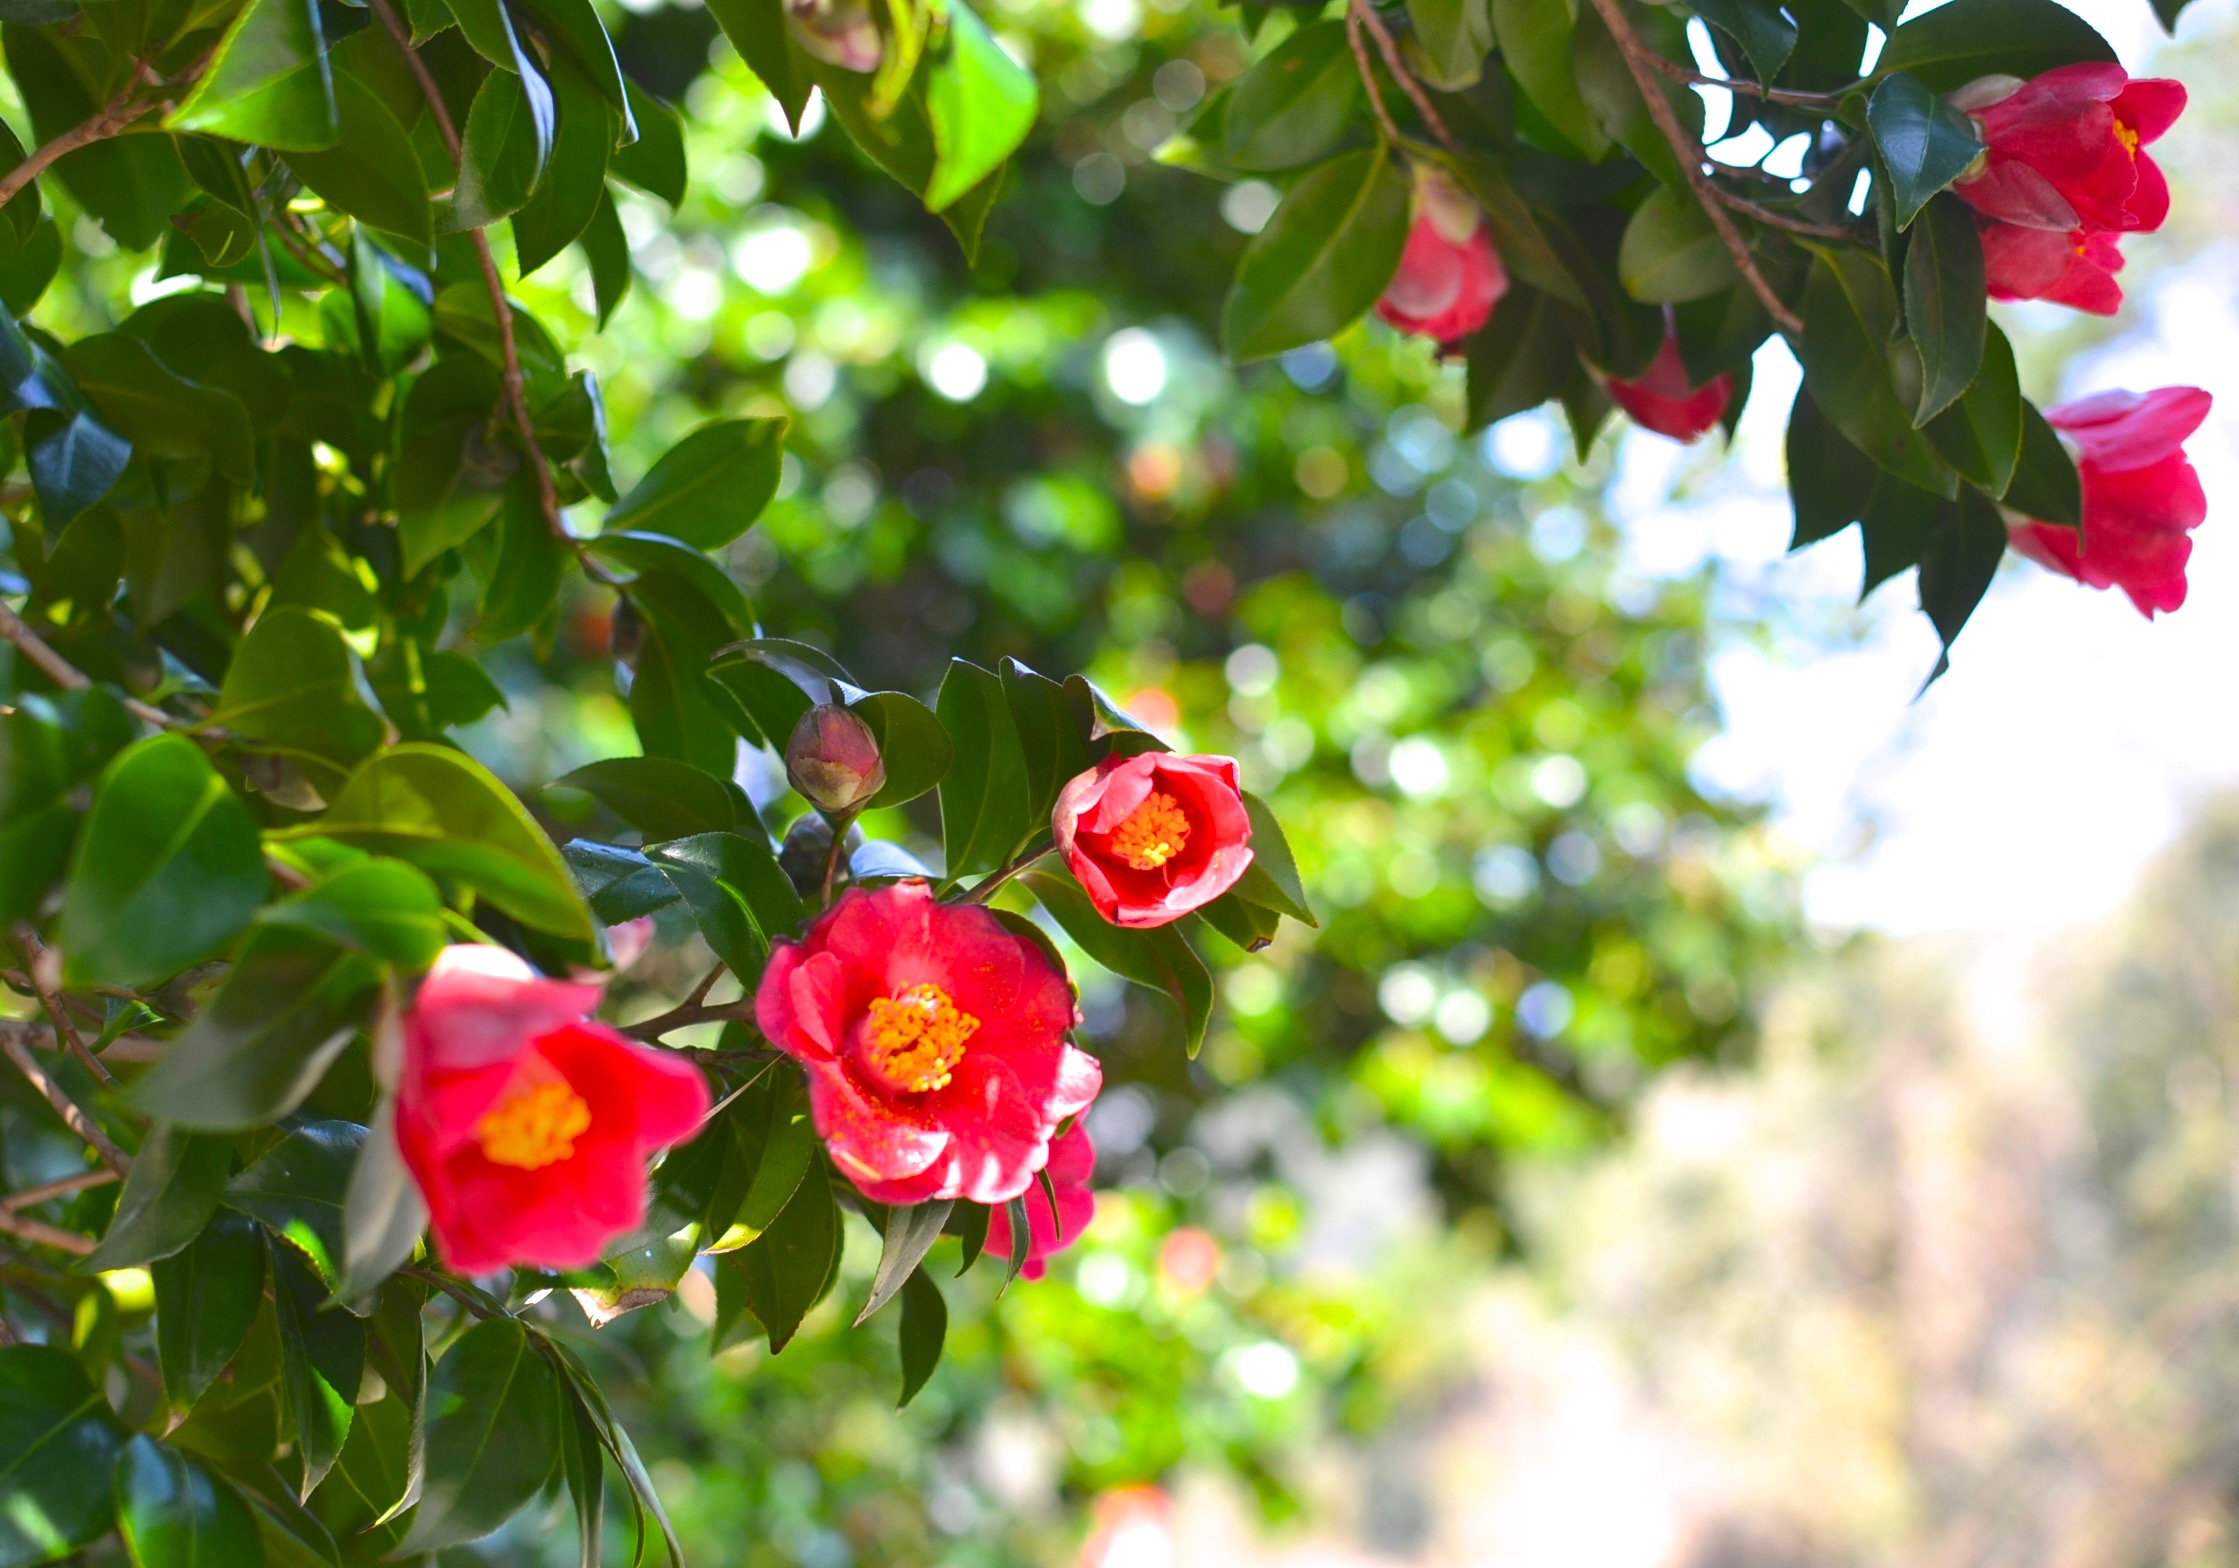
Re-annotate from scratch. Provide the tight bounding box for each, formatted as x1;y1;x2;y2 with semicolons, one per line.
28;0;2236;1552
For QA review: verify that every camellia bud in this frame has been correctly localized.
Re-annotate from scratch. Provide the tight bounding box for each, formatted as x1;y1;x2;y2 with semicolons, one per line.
785;703;886;814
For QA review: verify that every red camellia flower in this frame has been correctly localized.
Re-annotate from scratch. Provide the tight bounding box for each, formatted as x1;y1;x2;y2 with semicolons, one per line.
397;945;710;1274
755;881;1101;1204
983;1122;1096;1280
1952;65;2185;236
1054;752;1254;928
2007;386;2213;618
1375;166;1508;350
1603;333;1732;444
1980;221;2125;314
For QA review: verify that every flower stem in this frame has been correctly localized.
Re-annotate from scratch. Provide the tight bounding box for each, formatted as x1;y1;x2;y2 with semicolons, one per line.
959;841;1053;906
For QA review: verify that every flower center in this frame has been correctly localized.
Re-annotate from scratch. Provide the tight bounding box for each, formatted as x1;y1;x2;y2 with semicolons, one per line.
1108;791;1191;870
477;1077;592;1170
864;983;977;1093
2114;117;2141;157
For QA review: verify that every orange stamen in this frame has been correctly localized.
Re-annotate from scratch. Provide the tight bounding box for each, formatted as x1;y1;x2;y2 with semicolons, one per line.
477;1076;592;1170
864;983;976;1093
2115;118;2141;157
1107;791;1192;871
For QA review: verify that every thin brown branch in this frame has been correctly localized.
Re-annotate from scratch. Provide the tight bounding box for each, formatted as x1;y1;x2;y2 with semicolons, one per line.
0;1207;95;1256
267;208;349;289
0;81;164;213
621;998;753;1044
1;1018;163;1065
1580;0;1804;337
4;1169;118;1211
0;599;175;729
1344;2;1406;148
959;842;1053;906
366;0;567;547
0;1026;129;1175
1639;51;1844;110
1706;182;1855;239
1351;0;1462;155
11;925;116;1088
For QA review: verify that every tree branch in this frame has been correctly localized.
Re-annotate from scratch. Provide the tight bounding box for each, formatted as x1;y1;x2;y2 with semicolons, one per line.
0;1026;129;1175
9;926;116;1088
1344;2;1406;147
4;1169;118;1211
0;599;176;730
1351;0;1462;155
1705;182;1857;239
958;841;1053;906
1638;50;1845;110
366;0;568;547
0;79;164;213
0;1207;95;1256
1580;0;1804;337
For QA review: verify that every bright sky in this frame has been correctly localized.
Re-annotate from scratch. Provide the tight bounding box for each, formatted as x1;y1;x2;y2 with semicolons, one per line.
1608;0;2239;938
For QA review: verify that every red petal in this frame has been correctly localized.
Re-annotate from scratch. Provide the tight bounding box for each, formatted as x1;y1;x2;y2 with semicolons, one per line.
2049;386;2211;470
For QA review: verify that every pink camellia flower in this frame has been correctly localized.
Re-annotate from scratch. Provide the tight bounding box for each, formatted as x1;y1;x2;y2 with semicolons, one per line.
2007;386;2212;618
1054;753;1254;929
755;881;1101;1204
983;1122;1095;1280
1603;332;1731;444
1952;65;2185;236
1980;222;2125;315
397;946;710;1274
1375;166;1508;350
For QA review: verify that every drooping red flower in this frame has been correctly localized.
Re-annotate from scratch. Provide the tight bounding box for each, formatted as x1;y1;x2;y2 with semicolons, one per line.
755;881;1100;1205
1603;332;1731;444
1980;221;2125;314
2007;386;2212;618
1953;65;2185;236
1376;167;1508;350
397;945;710;1274
1054;752;1254;929
983;1122;1095;1280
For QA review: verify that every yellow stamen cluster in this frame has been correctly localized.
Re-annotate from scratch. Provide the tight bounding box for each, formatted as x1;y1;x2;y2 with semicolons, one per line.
1108;791;1192;870
2115;118;2142;156
477;1078;592;1170
864;983;977;1093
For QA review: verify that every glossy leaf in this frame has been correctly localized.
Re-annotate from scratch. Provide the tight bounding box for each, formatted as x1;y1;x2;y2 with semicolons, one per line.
151;1210;265;1414
114;1435;261;1568
705;638;853;750
609;82;687;206
283;76;433;247
223;1121;367;1288
1917;483;2008;675
82;1124;231;1271
23;407;129;528
851;690;954;810
448;63;555;231
1222;144;1410;362
271;1242;363;1495
335;1099;428;1304
553;756;743;841
1492;0;1607;158
563;840;682;923
925;0;1038;210
1689;0;1796;81
1866;70;1983;229
168;0;339;152
1229;789;1315;924
1025;869;1214;1055
253;857;448;969
857;1200;954;1324
647;831;803;981
2004;400;2083;527
1923;320;2021;497
896;1267;947;1408
397;1318;564;1553
0;1345;126;1564
1618;185;1738;304
64;333;254;485
212;607;385;788
1222;21;1358;172
936;658;1033;878
1785;380;1878;548
1902;192;1986;425
723;1156;840;1353
603;418;786;549
1876;0;2116;93
1798;248;1956;497
512;50;613;276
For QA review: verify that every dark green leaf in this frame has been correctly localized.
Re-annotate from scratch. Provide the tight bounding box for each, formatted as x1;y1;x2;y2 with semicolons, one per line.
255;857;448;969
1923;319;2021;496
1221;144;1410;362
223;1121;366;1287
553;757;742;841
563;840;682;924
0;1345;126;1563
1689;0;1795;81
559;1393;604;1568
475;479;570;643
1866;70;1983;229
516;0;636;129
1617;184;1738;304
0;802;73;930
1025;868;1213;1055
1917;483;2007;672
1858;471;1950;597
1876;0;2115;93
705;638;852;750
706;0;812;132
24;408;130;529
283;77;433;248
735;1077;816;1235
608;82;686;205
1784;380;1877;548
336;1100;427;1303
1407;0;1494;89
1196;890;1282;953
1222;20;1358;172
952;1201;990;1275
723;1156;839;1353
647;831;803;982
2004;399;2082;527
114;1435;262;1568
936;658;1032;878
82;1124;230;1270
1798;248;1955;496
212;607;384;789
2151;0;2193;32
851;690;953;810
512;51;612;276
64;333;254;485
857;1199;954;1324
152;1210;265;1415
1491;0;1607;158
925;0;1037;210
60;733;266;990
447;62;555;231
622;573;747;779
1229;790;1314;924
999;658;1090;829
896;1267;946;1408
397;1318;563;1553
583;531;756;635
581;188;630;324
603;418;787;549
270;1243;362;1495
5;27;190;251
167;0;339;152
1464;283;1580;431
1902;192;1985;424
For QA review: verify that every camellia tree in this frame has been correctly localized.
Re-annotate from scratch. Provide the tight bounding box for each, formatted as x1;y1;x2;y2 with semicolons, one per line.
0;0;2217;1554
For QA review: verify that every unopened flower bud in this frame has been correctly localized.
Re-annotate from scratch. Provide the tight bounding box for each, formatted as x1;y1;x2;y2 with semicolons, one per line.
786;704;885;814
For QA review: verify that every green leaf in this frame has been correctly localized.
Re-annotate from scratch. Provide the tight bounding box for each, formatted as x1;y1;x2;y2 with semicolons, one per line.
1785;381;1877;548
1408;0;1494;89
223;1121;365;1287
936;658;1032;878
1229;790;1315;925
152;1210;264;1415
4;26;190;252
24;408;129;529
82;1124;231;1271
735;1081;816;1235
896;1267;946;1408
168;0;339;152
925;0;1037;211
515;0;637;130
706;0;812;132
0;1345;126;1564
1221;143;1410;362
705;638;853;750
646;831;803;982
1866;70;1983;229
0;803;73;930
475;479;570;643
1688;0;1795;82
114;1435;262;1568
60;733;266;991
1196;891;1283;953
64;333;255;486
1917;483;2007;674
1221;20;1358;173
293;744;593;941
584;531;756;635
1464;283;1578;430
271;1243;363;1496
722;1156;840;1353
552;757;743;841
512;50;613;277
1875;0;2115;93
259;858;448;969
851;690;953;810
397;1318;563;1553
558;1393;604;1568
283;76;433;248
995;658;1087;829
582;188;631;324
212;607;384;790
336;1099;427;1303
608;82;687;206
2003;399;2082;527
1902;192;1986;425
563;840;681;924
1798;248;1955;496
1492;0;1608;159
1618;185;1739;304
603;418;787;549
622;574;748;779
126;925;382;1132
857;1199;954;1324
447;62;554;230
1922;319;2021;497
1025;868;1214;1055
2151;0;2194;32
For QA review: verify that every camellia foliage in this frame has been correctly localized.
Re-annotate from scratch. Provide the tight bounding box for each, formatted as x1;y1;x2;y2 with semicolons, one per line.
0;0;2216;1554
